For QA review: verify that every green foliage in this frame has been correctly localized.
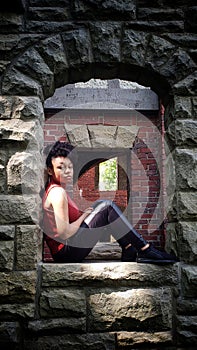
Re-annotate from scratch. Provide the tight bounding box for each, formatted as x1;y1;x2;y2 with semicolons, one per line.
99;158;117;191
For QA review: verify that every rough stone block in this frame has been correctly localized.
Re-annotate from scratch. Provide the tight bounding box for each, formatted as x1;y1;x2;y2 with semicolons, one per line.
87;287;173;331
177;192;197;220
39;288;86;318
88;124;117;148
0;303;35;320
72;0;136;20
89;22;121;63
0;271;37;303
172;96;193;119
116;331;173;348
0;194;41;225
0;13;23;33
0;96;44;122
181;264;197;298
41;262;179;289
64;123;91;147
27;6;71;21
15;48;54;99
7;151;43;195
24;332;115;350
192;97;197;118
16;225;42;270
166;119;197;147
62;28;93;66
86;242;121;260
0;225;15;240
0;119;44;150
2;67;43;98
115;125;139;148
178;221;197;264
0;241;14;271
36;35;69;87
27;317;86;333
173;71;197;96
175;149;197;190
122;30;149;66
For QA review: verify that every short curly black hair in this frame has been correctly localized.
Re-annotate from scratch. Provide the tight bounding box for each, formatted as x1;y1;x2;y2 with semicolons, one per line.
45;141;75;168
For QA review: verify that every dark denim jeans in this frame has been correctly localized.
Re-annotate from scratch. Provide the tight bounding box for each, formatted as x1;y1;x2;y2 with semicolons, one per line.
53;200;147;263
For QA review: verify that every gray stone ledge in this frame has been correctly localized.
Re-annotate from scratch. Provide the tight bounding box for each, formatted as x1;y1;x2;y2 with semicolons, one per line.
41;261;179;288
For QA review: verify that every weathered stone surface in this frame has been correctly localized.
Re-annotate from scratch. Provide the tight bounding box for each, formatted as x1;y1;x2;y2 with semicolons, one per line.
177;192;197;220
178;222;197;264
16;225;42;270
87;287;173;331
27;6;70;21
145;35;176;72
28;317;86;333
181;264;197;298
165;96;193;122
62;28;93;66
0;119;44;150
177;298;197;315
36;35;69;88
0;321;21;345
0;241;14;271
175;149;197;190
158;49;196;84
0;303;35;320
39;288;86;318
86;242;121;260
41;262;179;288
116;125;139;148
0;164;6;193
192;97;197;118
15;48;54;99
138;8;183;21
0;96;44;122
89;22;121;63
175;119;197;146
173;71;197;96
7;151;43;194
88;125;117;148
72;0;136;20
0;271;37;303
0;225;15;240
125;20;184;34
0;13;23;34
2;67;43;98
64;123;91;147
116;331;173;348
122;30;149;66
24;332;115;350
0;195;40;225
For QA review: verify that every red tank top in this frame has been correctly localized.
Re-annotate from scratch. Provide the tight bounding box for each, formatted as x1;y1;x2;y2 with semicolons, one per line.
42;182;80;256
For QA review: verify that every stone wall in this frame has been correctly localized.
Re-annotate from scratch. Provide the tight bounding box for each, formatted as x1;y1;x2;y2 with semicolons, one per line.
0;0;197;349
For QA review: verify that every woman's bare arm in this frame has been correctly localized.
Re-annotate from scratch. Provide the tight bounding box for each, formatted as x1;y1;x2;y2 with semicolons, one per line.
47;186;92;240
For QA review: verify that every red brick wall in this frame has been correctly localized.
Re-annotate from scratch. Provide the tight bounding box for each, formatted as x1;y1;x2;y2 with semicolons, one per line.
43;109;165;260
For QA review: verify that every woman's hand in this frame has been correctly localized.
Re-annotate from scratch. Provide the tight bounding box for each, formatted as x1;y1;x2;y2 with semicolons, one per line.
83;207;94;218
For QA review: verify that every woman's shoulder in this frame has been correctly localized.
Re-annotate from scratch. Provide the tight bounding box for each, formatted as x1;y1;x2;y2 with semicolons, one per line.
46;183;67;203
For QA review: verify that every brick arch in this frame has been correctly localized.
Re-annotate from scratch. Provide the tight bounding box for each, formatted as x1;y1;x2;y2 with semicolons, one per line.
1;29;195;106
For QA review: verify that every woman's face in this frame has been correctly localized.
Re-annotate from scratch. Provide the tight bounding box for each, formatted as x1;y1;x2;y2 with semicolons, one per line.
48;156;73;185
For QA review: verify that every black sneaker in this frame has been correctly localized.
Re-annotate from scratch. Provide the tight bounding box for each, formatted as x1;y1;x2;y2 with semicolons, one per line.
121;245;137;262
137;244;179;264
